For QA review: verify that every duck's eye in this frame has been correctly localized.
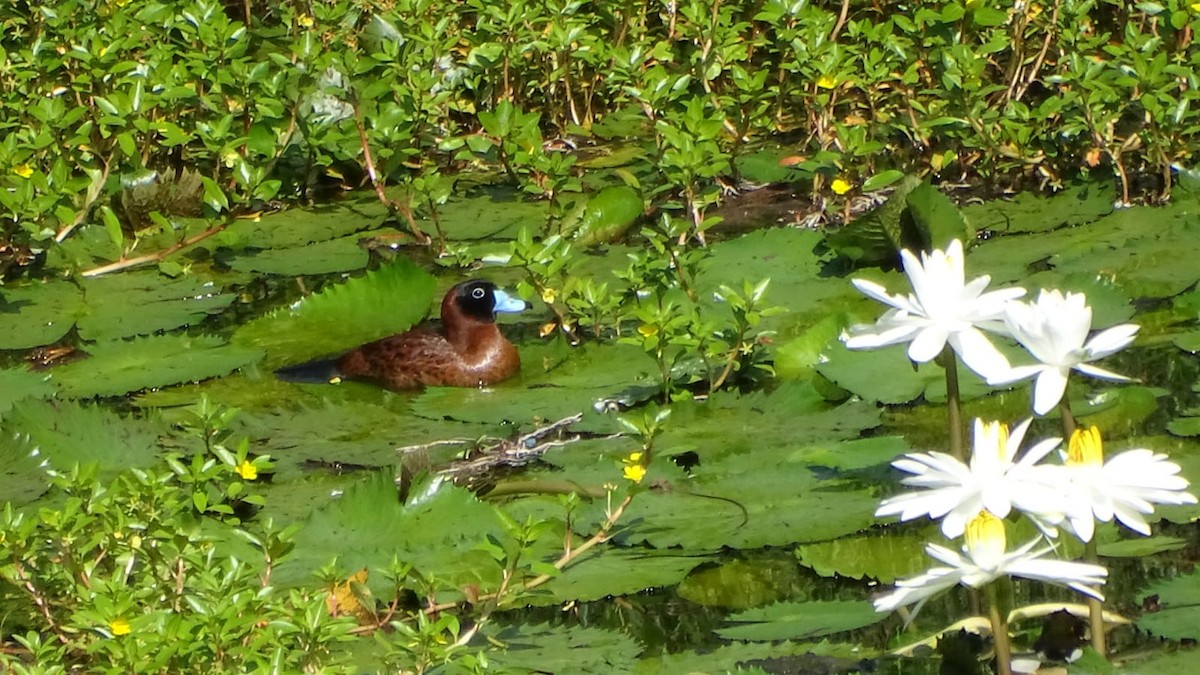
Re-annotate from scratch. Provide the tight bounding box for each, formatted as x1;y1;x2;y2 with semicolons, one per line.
471;287;486;300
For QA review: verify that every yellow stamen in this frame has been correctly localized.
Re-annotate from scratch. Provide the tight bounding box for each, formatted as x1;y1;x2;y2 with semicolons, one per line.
1067;426;1104;466
965;510;1006;560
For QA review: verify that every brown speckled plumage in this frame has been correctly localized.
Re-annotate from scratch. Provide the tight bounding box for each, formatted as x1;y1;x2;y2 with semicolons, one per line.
276;280;524;391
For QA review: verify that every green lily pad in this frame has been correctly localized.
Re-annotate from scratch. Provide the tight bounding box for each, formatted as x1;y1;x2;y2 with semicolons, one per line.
716;599;882;641
216;198;391;250
48;334;263;398
0;280;85;350
961;181;1115;235
677;555;807;610
486;624;641;674
220;235;371;275
0;367;56;419
655;383;883;462
694;227;851;328
635;640;870;674
236;399;490;480
3;399;163;474
276;471;506;596
797;530;933;584
77;271;236;341
0;431;52;505
817;341;996;405
1136;569;1200;640
418;188;549;240
531;549;708;607
581;433;883;550
233;259;436;367
1096;536;1186;558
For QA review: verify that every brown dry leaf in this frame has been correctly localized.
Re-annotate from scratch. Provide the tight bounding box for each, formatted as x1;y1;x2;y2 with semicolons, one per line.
326;568;375;624
1085;148;1103;167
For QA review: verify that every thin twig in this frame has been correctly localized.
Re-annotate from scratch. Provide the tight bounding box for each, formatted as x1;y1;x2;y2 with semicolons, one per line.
80;214;236;278
55;151;115;243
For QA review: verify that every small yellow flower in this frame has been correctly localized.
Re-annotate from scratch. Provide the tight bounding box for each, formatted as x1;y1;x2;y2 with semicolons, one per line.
1067;426;1104;467
541;287;557;304
235;460;258;481
830;178;853;195
637;323;658;337
109;618;131;636
297;14;315;28
621;452;646;484
623;464;646;484
1191;1;1200;11
12;164;33;178
816;75;838;90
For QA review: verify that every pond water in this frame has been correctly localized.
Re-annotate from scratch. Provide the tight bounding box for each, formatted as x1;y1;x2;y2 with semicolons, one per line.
3;175;1200;672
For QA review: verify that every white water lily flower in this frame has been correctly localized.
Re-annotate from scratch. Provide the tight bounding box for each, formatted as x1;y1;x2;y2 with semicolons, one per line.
877;418;1066;538
843;240;1025;380
875;511;1108;614
990;289;1139;415
1060;426;1197;542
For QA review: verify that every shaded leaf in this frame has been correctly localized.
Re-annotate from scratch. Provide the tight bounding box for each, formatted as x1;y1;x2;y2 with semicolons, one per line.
717;600;882;641
0;280;84;350
77;271;235;341
49;334;263;398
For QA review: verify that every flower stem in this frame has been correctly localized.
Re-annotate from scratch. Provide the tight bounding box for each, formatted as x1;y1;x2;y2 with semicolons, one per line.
985;583;1013;675
1084;537;1107;655
1058;396;1077;438
941;347;966;461
1058;395;1105;654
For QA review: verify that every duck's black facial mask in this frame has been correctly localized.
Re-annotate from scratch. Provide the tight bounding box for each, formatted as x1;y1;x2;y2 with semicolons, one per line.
455;281;526;321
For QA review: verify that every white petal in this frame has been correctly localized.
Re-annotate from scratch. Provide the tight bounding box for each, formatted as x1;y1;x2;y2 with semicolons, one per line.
987;364;1046;386
851;278;904;308
1074;363;1133;382
1084;323;1139;359
908;327;949;363
950;329;1010;380
1032;367;1070;415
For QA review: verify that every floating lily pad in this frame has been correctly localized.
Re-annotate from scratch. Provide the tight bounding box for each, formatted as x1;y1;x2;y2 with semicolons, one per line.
0;431;52;505
717;599;882;641
236;399;490;479
1097;536;1186;558
49;334;263;398
216;198;391;250
655;383;883;462
486;623;641;674
531;549;708;607
635;640;870;674
817;341;996;405
1136;569;1200;640
3;399;162;474
417;188;549;240
797;530;932;584
0;367;56;419
77;271;235;341
233;259;436;367
220;235;371;275
677;555;807;609
0;280;84;349
581;434;883;550
276;472;506;596
961;181;1115;235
